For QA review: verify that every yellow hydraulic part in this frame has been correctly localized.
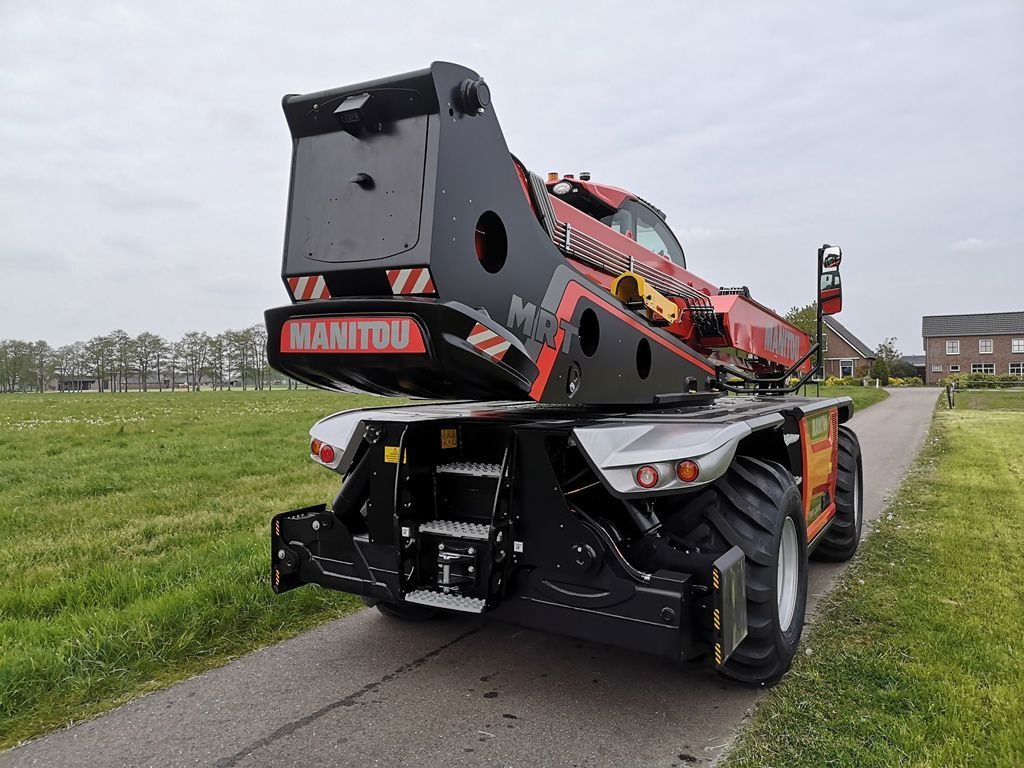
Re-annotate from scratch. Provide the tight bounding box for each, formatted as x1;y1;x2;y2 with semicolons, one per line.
611;272;679;325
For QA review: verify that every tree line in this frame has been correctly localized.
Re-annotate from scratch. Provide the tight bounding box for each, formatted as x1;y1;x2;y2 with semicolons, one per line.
0;325;291;393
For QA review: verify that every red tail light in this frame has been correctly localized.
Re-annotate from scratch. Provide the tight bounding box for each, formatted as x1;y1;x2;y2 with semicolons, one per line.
318;444;336;464
636;465;659;489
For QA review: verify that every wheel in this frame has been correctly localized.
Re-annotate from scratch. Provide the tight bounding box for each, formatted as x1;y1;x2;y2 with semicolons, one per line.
360;596;439;622
810;425;864;562
707;456;808;686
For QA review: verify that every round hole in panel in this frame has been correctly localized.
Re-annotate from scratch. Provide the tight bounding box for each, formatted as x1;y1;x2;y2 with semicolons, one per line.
474;211;507;274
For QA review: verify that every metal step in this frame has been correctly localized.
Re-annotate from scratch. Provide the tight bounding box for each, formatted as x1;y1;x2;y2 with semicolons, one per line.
404;589;486;614
418;520;490;540
436;461;501;478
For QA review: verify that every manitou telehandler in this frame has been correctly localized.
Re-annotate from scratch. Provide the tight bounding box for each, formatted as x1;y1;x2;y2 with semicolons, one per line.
267;62;864;685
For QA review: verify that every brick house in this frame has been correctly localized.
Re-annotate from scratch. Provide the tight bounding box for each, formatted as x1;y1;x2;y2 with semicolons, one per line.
822;317;875;378
922;311;1024;385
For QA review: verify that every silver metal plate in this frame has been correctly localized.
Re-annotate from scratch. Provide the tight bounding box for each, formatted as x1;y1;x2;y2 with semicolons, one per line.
418;520;490;540
436;462;501;478
404;590;486;613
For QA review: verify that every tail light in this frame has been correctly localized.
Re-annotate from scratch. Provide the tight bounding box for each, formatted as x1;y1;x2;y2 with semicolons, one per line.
310;438;337;464
676;460;700;483
635;465;659;489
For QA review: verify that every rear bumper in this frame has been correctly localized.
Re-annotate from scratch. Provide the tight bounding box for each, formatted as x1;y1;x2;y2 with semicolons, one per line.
265;298;538;400
271;504;747;666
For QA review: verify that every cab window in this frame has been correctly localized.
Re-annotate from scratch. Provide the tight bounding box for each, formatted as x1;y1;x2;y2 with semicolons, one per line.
600;201;687;267
625;201;686;267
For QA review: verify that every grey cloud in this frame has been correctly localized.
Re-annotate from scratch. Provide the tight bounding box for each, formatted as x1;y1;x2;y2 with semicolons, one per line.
0;249;69;272
0;1;1021;353
90;179;202;214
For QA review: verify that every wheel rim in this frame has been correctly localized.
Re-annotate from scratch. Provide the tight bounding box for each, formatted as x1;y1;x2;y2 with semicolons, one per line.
777;516;800;632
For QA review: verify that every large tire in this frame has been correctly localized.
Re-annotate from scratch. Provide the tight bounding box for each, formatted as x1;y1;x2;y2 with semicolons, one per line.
360;596;439;622
810;425;864;562
709;456;808;686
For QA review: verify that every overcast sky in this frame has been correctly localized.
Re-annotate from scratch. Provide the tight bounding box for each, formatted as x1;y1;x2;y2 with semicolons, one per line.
2;1;1021;355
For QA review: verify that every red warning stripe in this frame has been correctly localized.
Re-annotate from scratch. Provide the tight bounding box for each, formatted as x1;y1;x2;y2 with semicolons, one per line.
387;267;436;295
467;322;511;362
287;275;331;302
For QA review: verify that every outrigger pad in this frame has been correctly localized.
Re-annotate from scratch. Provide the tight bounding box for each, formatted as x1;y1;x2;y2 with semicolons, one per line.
712;546;748;666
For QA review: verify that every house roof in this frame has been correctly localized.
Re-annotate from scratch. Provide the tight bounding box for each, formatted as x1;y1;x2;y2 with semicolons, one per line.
922;311;1024;338
902;354;925;366
823;317;874;358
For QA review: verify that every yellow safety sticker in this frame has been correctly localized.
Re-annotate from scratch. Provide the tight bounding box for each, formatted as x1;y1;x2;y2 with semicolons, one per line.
441;428;458;450
384;446;401;463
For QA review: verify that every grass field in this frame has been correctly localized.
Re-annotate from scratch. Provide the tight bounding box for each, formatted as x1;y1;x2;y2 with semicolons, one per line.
806;384;889;412
0;390;384;748
0;385;890;749
723;390;1024;767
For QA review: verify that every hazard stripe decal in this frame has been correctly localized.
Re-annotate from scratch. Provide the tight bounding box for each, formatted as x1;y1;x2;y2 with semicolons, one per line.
287;275;331;302
387;267;436;296
467;323;511;362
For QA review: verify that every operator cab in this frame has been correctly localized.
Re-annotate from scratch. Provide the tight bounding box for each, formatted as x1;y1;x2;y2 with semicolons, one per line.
546;174;687;267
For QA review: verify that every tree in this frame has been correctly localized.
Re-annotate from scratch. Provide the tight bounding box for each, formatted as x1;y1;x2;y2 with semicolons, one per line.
0;340;31;392
224;329;251;389
134;332;165;392
84;335;114;392
179;332;210;391
208;334;227;390
108;329;134;392
784;302;818;337
28;340;55;393
248;325;268;390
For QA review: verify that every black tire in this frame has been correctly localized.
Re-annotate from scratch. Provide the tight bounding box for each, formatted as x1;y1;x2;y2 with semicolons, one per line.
360;596;439;622
708;456;808;686
810;425;864;563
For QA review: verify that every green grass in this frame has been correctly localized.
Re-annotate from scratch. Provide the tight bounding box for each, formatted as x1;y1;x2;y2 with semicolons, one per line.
0;389;391;748
956;389;1024;411
802;384;889;412
723;390;1024;767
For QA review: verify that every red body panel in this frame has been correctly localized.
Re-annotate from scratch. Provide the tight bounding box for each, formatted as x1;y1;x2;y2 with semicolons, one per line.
535;181;810;372
709;295;813;372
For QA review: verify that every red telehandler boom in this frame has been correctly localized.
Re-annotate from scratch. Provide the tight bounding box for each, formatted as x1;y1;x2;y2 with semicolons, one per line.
267;62;862;684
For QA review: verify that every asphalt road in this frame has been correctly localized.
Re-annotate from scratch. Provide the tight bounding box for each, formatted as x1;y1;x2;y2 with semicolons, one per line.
1;388;938;768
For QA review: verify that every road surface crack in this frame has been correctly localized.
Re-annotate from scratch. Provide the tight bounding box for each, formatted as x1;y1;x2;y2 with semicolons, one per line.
214;626;482;767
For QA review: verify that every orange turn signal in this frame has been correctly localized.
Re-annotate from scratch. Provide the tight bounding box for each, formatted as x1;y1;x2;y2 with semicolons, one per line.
676;460;700;483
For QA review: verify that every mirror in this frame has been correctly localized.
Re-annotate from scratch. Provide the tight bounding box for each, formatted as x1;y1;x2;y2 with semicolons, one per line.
819;271;843;315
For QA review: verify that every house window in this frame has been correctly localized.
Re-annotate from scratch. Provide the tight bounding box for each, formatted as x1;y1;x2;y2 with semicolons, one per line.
949;365;960;372
1010;362;1024;376
971;363;995;374
931;364;942;373
945;340;959;355
979;339;993;354
1013;339;1024;354
839;359;854;377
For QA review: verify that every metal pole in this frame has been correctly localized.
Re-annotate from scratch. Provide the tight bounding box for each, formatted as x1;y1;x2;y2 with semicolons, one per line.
816;245;825;397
